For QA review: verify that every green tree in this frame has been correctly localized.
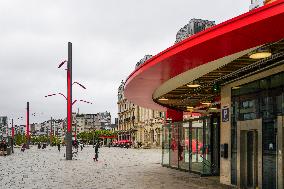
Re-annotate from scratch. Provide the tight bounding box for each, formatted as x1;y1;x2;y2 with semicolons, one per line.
14;133;27;146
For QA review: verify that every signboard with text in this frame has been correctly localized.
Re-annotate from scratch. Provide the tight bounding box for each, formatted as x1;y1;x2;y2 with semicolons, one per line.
222;106;229;122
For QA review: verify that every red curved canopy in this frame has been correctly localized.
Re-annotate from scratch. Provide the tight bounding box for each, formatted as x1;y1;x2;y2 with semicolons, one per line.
124;1;284;111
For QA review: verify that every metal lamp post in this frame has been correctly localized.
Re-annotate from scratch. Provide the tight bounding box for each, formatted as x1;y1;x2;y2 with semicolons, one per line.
50;117;53;145
65;42;73;160
11;118;14;153
45;42;92;160
26;102;30;149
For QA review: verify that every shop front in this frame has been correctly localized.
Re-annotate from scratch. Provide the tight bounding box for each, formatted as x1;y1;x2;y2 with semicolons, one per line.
162;114;220;176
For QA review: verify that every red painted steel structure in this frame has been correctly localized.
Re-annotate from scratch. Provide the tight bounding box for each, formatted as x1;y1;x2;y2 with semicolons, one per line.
11;118;14;153
26;102;30;148
11;120;14;138
67;71;72;133
66;42;73;160
124;0;284;111
166;109;183;122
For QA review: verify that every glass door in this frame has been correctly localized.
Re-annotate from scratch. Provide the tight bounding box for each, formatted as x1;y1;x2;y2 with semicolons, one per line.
162;125;171;166
170;124;179;168
211;115;220;175
191;119;203;173
178;122;190;170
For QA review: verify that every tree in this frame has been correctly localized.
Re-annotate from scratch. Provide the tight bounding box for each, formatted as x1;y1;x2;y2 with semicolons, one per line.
76;130;116;144
14;133;27;146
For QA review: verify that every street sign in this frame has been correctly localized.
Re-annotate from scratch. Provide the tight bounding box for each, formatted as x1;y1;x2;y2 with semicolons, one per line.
222;106;229;122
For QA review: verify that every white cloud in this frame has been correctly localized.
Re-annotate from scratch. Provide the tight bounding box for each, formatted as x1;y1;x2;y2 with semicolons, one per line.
0;0;250;124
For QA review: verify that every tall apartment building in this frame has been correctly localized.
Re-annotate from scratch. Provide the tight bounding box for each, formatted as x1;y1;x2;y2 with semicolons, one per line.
0;116;8;139
72;113;85;136
72;112;112;139
94;112;111;130
14;125;26;135
135;55;153;69
31;119;64;138
117;80;165;147
249;0;277;10
175;18;215;44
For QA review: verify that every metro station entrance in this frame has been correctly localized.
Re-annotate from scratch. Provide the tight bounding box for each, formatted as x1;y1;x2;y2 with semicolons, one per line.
162;113;220;176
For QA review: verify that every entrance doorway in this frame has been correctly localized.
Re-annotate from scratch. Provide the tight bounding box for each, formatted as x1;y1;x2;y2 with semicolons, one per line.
237;119;262;188
162;114;220;175
241;130;258;188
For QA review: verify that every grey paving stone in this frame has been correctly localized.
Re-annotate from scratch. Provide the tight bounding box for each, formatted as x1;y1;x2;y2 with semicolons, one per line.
0;146;232;189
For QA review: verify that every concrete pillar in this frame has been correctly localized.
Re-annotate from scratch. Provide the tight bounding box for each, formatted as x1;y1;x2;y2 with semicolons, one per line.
220;85;231;185
278;116;284;189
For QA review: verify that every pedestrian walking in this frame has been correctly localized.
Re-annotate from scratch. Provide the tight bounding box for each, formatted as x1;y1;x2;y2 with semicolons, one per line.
0;140;7;155
80;143;83;151
178;141;183;161
21;143;26;152
57;143;61;152
93;143;99;161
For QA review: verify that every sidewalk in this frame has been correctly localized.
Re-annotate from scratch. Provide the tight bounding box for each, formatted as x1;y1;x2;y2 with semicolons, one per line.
0;146;233;189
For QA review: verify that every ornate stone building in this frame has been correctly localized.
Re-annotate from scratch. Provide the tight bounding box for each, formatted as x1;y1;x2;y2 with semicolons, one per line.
135;107;164;147
249;0;277;10
116;80;165;147
175;18;215;44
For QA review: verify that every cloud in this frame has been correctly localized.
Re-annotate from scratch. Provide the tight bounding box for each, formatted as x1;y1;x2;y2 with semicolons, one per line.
0;0;250;124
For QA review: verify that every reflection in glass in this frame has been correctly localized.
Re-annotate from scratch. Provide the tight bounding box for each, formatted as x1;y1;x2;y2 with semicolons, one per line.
230;71;284;188
162;115;219;176
170;125;179;168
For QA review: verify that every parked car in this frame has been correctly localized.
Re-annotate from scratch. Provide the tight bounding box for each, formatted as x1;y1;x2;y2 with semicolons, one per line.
116;140;132;148
112;140;118;147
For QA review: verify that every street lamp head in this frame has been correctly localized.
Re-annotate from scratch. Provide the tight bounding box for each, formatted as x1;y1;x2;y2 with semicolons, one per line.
58;93;67;100
73;82;86;89
79;99;93;105
58;60;67;68
72;100;77;105
45;93;59;100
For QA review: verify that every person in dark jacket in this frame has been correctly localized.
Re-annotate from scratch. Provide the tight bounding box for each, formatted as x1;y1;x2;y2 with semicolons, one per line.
93;143;99;161
178;141;183;161
21;143;26;152
57;143;61;152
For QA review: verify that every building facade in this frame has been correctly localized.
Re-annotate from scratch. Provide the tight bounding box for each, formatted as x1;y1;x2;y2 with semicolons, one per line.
72;112;112;139
123;2;284;188
135;55;153;68
117;80;165;147
175;18;215;44
0;116;8;140
250;0;277;10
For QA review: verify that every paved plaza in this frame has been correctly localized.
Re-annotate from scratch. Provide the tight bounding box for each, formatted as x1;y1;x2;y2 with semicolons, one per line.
0;146;232;189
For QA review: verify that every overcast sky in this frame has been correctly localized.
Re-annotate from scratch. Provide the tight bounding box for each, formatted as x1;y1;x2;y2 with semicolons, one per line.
0;0;250;125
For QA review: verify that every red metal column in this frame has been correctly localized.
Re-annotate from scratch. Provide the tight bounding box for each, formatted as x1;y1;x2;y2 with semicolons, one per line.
26;102;30;149
66;42;73;160
11;119;14;138
11;118;14;153
166;108;183;122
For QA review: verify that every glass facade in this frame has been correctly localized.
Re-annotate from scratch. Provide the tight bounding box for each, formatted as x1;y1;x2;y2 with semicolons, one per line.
231;71;284;188
162;115;220;175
